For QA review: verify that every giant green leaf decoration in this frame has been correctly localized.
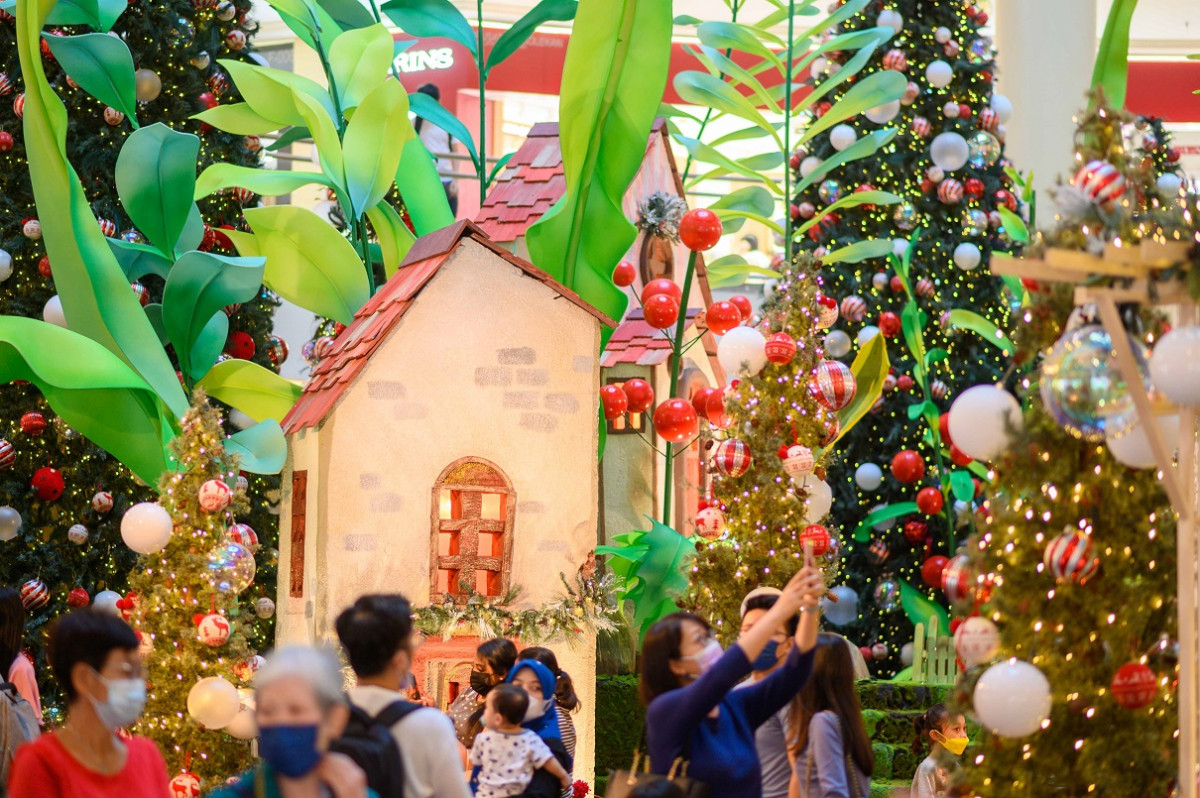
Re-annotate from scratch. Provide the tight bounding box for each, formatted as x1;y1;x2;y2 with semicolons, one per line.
853;503;918;543
341;80;413;218
899;579;951;637
43;32;138;126
194;163;332;199
395;137;456;235
115;124;200;258
486;0;578;71
946;309;1015;355
524;0;672;327
1091;0;1138;109
596;517;696;640
833;332;889;444
196;359;304;424
366;201;416;279
327;23;393;111
380;0;477;55
0;317;175;485
225;420;288;474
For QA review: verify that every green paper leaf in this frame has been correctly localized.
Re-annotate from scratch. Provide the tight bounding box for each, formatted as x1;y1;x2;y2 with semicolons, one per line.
195;163;332;199
486;152;515;186
366;201;417;279
244;205;370;325
381;0;478;55
704;254;781;289
196;359;304;423
834;332;888;443
409;90;479;173
946;309;1015;355
190;313;229;381
949;470;976;503
907;400;937;421
900;300;928;375
293;88;347;209
900;579;950;637
328;23;394;110
395;136;456;235
793;129;896;194
43;32;138;126
674;71;779;143
802;69;907;144
343;80;414;217
996;206;1029;244
193;102;284;135
925;347;949;366
225;420;288;474
676;136;776;190
853;503;917;543
524;0;672;327
115;123;200;257
266;125;312;151
596;517;695;639
821;239;895;265
0;317;175;485
162;252;266;381
1091;0;1138;109
707;185;775;234
696;20;783;69
220;58;334;128
107;238;172;282
314;0;375;28
487;0;578;71
794;190;902;239
142;303;168;345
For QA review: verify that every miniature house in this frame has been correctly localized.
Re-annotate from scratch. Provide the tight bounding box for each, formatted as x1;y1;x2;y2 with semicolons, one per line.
276;220;611;782
477;120;725;544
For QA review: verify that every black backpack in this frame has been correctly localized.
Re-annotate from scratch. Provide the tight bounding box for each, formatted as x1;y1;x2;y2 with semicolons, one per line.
329;698;421;798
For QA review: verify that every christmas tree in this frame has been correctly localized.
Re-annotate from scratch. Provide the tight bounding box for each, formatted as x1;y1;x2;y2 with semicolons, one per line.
0;0;281;716
792;0;1023;674
128;392;259;789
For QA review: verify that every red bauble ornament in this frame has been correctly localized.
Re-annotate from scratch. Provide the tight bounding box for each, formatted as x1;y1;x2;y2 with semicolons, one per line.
198;91;218;109
0;131;11;152
890;450;925;484
903;520;928;544
20;411;46;436
995;189;1017;211
227;523;259;547
225;330;255;359
896;375;914;392
67;587;89;608
957;103;971;120
950;445;973;466
765;333;797;365
1043;529;1099;583
169;772;202;798
653;399;699;443
623;379;654;414
32;467;65;501
643;294;680;330
704;301;742;335
642;278;683;306
878;312;902;338
916;487;945;515
38;256;51;278
728;295;753;321
712;438;753;477
1111;662;1158;710
938;413;953;444
690;386;718;419
799;524;831;557
612;260;636;287
600;384;628;420
705;390;733;429
964;178;984;198
678;208;723;252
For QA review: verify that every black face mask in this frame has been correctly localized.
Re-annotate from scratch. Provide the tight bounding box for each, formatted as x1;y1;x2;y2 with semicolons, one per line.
469;670;495;696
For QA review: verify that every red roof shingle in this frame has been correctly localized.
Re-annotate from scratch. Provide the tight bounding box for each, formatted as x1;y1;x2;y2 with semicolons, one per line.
600;308;702;368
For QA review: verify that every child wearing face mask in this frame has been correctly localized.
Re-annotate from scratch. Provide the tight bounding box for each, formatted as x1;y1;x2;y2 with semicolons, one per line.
470;685;570;798
910;705;968;798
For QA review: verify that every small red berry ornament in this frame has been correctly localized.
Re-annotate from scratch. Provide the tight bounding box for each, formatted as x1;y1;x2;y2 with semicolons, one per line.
916;487;945;515
641;278;682;306
903;519;928;544
612;260;636;287
643;294;680;330
897;374;914;392
623;379;654;414
922;555;949;588
20;411;46;435
690;386;718;419
799;524;831;557
653;399;699;443
878;312;902;337
889;275;904;293
728;295;753;321
705;301;742;335
32;467;65;501
225;330;255;359
679;208;722;252
891;450;925;484
705;390;733;429
1111;662;1158;710
599;384;628;420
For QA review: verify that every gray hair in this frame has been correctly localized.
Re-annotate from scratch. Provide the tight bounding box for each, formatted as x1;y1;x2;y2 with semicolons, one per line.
254;645;347;711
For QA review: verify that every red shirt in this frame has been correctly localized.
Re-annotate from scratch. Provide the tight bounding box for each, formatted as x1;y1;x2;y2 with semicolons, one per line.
6;732;170;798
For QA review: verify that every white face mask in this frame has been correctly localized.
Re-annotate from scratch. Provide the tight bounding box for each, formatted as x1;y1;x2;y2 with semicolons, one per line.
522;696;550;723
682;639;723;677
89;671;147;729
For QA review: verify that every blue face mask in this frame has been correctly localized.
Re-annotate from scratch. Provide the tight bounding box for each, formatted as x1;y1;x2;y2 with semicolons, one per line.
258;724;322;778
752;640;780;672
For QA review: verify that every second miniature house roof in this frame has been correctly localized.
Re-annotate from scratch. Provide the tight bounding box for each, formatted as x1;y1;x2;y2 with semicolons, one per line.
600;308;704;368
281;220;614;433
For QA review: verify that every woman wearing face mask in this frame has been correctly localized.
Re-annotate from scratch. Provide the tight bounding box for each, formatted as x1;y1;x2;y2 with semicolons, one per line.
7;608;169;798
210;645;372;798
517;647;578;798
0;586;41;724
447;637;518;751
640;560;824;797
503;659;571;798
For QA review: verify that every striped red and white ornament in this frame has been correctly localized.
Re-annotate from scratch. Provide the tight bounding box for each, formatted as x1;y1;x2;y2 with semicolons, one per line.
103;106;125;125
978;107;999;132
1044;529;1099;582
882;48;908;71
712;438;753;477
232;187;255;204
911;116;931;137
92;491;113;513
937;179;964;205
1072;160;1126;210
941;554;972;603
131;281;149;307
812;360;857;411
97;218;117;237
943;39;960;57
227;523;259;547
915;278;935;298
929;380;948;400
820;415;841;447
0;73;11;95
20;579;49;611
13;92;24;118
0;439;13;470
839;295;867;323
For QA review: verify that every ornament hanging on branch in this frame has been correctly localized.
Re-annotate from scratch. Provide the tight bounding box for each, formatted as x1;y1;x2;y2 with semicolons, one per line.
712;438;753;477
1043;529;1099;583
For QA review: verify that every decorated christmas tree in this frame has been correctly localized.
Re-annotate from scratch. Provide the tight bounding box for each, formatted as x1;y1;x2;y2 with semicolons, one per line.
791;0;1023;674
0;0;282;714
128;392;260;790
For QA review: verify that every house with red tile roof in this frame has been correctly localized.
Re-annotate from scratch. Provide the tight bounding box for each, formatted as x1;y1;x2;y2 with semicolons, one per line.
275;220;607;782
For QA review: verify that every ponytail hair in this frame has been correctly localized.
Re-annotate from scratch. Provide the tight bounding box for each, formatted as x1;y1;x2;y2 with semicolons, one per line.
519;645;580;713
912;704;950;756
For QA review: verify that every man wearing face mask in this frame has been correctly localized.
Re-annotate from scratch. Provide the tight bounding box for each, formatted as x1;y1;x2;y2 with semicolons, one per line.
735;588;799;798
7;608;170;798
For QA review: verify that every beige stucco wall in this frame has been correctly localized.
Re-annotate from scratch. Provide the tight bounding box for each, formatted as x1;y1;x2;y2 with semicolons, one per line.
276;238;600;780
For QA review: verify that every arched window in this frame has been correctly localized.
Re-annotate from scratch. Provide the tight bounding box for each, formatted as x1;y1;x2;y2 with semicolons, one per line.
430;458;516;605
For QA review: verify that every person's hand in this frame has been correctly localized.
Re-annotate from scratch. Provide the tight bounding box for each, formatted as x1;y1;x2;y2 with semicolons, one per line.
318;752;370;798
781;556;825;611
560;773;573;789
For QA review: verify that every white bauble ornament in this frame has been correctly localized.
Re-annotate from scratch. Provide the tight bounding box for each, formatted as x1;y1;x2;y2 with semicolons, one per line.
1106;411;1181;469
802;478;833;523
865;100;900;124
943;102;960;119
92;491;113;513
782;445;815;479
953;242;982;271
925;60;953;88
255;597;276;619
42;295;67;328
1149;326;1200;407
233;654;267;682
954;616;1001;667
829;124;858;152
23;219;42;240
930;132;970;171
857;326;880;345
94;590;123;615
854;463;883;491
810;56;828;77
900;642;915;667
717;327;768;377
934;26;951;44
1157;173;1183;197
821;586;859;626
799;156;822;178
0;506;21;542
876;8;903;33
120;502;173;554
198;478;233;512
990;94;1013;123
824;330;852;359
891;239;909;259
948;385;1022;461
0;249;11;281
197;613;232;647
134;68;162;102
695;506;726;540
872;272;889;290
974;660;1052;737
168;772;201;798
225;690;257;739
67;523;89;545
187;676;240;729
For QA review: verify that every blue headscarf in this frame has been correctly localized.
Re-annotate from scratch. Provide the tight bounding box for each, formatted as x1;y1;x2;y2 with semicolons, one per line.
505;658;561;741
